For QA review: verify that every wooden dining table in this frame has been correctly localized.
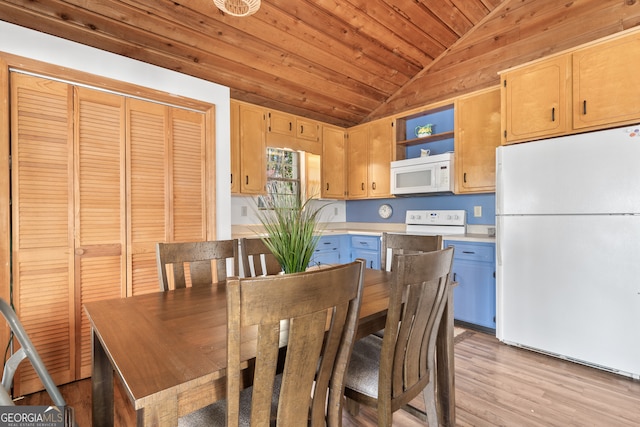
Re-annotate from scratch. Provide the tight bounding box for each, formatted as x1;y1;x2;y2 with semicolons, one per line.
84;268;456;427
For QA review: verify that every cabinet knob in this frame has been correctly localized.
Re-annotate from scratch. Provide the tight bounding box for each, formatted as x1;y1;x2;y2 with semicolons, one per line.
372;182;376;190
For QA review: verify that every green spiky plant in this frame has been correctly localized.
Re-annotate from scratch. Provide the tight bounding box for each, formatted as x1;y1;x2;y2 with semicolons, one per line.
255;193;327;274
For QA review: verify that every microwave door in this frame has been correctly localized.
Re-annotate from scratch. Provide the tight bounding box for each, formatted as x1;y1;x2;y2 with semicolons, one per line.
393;164;434;194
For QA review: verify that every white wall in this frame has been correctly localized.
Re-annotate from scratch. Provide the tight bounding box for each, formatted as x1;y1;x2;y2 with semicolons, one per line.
0;21;232;238
231;195;346;225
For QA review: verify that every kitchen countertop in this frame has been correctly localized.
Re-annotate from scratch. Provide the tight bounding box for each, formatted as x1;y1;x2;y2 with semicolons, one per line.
232;222;495;244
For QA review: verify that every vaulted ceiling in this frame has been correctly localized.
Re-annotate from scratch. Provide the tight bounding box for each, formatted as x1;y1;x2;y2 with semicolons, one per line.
1;0;639;127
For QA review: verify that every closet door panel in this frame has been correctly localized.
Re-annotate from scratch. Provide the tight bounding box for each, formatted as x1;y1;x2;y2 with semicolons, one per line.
169;108;206;242
10;73;75;394
74;87;126;378
126;99;167;296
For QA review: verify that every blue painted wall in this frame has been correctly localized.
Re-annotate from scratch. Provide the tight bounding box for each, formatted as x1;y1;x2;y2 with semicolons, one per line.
405;109;455;156
345;193;495;225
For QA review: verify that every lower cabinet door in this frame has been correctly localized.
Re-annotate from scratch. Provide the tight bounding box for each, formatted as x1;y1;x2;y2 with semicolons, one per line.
352;249;379;270
446;241;496;331
452;259;496;329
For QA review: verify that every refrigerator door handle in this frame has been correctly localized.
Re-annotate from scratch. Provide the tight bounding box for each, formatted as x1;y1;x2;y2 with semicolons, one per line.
496;147;503;215
496;216;502;268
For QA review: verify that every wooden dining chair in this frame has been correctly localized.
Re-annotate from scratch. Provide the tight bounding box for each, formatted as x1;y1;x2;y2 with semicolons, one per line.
344;248;454;427
155;240;239;291
240;237;282;277
380;232;443;271
178;259;366;427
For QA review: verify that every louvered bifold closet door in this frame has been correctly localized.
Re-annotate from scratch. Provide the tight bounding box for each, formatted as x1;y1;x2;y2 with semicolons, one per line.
127;100;206;296
169;108;206;242
74;87;126;378
10;73;75;395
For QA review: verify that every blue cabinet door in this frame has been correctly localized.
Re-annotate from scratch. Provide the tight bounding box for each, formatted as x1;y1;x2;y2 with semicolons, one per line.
445;241;496;330
310;235;342;267
350;235;381;269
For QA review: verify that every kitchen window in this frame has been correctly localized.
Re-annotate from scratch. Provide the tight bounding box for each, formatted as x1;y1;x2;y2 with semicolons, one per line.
259;147;300;208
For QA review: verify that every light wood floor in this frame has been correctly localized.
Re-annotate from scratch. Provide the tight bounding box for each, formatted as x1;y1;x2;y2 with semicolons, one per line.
17;330;640;426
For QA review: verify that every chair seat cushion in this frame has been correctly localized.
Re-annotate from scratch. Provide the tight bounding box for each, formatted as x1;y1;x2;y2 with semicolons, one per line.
179;375;282;426
344;334;383;398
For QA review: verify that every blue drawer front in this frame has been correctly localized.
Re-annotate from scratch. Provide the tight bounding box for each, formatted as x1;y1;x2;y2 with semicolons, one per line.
445;241;494;263
350;235;380;250
315;235;341;251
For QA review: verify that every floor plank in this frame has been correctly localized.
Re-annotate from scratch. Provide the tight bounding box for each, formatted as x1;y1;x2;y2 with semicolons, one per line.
16;330;640;426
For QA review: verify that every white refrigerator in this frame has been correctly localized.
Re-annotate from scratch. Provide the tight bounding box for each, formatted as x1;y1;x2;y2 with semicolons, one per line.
496;124;640;379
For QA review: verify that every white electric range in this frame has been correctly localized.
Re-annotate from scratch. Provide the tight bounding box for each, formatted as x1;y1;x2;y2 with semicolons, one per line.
405;209;466;235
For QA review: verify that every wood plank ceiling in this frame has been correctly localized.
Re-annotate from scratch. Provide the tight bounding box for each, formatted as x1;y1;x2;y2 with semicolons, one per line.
0;0;503;127
1;0;640;127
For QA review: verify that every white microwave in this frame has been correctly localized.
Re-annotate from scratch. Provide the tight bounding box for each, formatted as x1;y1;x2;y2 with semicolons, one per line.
390;152;454;195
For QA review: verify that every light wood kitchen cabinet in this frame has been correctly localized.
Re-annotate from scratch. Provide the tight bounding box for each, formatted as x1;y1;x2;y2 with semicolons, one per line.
267;109;322;153
9;72;210;394
572;31;640;130
230;100;240;193
346;118;394;199
267;109;295;138
455;87;501;193
502;28;640;143
501;55;571;144
346;123;369;199
367;118;394;198
321;124;346;199
296;116;321;142
239;103;267;194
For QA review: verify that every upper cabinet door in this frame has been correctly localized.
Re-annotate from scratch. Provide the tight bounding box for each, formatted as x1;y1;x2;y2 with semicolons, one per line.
239;103;266;195
573;31;640;130
321;125;346;199
230;100;240;194
502;55;571;144
267;110;295;138
367;118;394;198
455;87;501;194
347;125;368;199
296;117;320;142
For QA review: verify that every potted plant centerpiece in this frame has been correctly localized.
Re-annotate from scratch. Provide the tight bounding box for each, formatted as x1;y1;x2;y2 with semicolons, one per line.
255;192;329;274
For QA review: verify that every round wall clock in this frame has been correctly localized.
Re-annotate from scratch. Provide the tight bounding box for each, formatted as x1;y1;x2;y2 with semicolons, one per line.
378;203;393;219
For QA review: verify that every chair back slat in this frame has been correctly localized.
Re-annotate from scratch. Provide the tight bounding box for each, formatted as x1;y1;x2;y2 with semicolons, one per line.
240;237;282;277
226;259;365;427
156;240;238;291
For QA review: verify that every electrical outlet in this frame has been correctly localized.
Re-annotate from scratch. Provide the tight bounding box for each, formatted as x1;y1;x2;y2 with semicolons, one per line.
241;206;248;217
474;206;482;217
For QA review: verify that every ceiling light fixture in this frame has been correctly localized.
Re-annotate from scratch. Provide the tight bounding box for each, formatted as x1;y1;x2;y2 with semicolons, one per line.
213;0;260;17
